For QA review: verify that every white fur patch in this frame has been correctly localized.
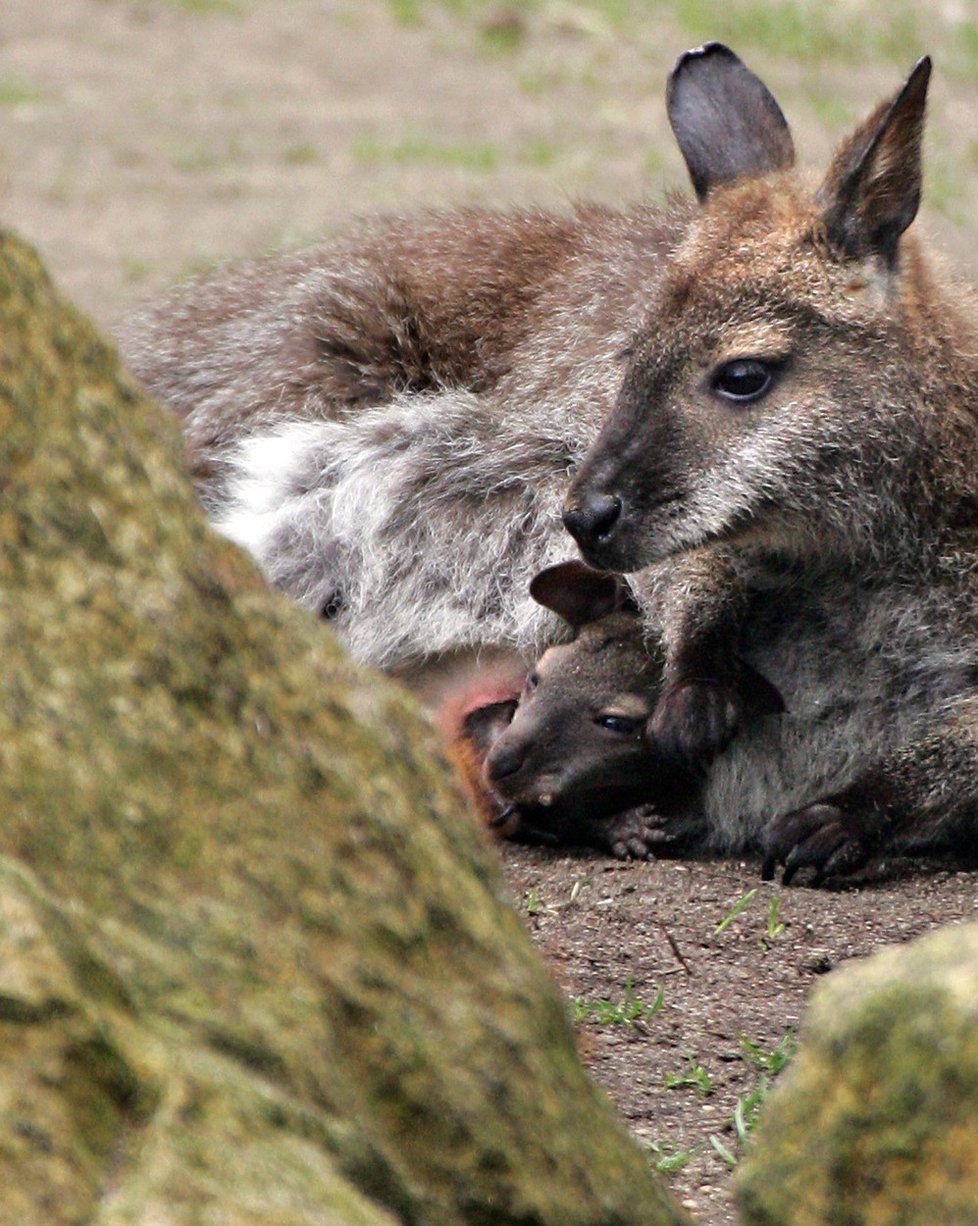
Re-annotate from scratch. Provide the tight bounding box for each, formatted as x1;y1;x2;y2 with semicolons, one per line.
213;389;594;667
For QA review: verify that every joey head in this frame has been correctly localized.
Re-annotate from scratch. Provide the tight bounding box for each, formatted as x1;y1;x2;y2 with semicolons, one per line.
482;561;782;859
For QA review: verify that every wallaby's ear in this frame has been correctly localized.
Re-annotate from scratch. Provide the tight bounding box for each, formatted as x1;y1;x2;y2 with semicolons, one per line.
667;42;795;201
461;698;518;756
530;561;637;630
816;56;931;265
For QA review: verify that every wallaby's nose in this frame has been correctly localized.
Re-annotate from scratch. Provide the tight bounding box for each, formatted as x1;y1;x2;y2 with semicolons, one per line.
562;492;622;548
484;739;525;785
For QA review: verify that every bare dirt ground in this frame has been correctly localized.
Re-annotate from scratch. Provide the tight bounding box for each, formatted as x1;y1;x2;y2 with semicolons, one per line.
5;3;978;1222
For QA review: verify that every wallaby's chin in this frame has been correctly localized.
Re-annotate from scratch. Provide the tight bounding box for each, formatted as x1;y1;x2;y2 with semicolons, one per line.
493;766;682;826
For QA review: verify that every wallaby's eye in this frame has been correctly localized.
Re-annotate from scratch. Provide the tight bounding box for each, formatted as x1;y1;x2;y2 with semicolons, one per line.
595;713;642;735
711;358;774;404
524;672;539;695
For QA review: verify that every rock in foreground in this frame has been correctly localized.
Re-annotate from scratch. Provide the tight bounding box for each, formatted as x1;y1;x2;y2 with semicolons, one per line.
738;921;978;1223
0;230;686;1226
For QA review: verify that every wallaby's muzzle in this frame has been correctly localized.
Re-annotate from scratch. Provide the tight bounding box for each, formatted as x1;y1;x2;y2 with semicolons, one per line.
562;491;622;554
563;462;651;571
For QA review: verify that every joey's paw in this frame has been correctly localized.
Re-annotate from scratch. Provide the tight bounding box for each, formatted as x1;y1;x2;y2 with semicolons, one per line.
762;802;877;885
604;805;673;861
650;681;742;766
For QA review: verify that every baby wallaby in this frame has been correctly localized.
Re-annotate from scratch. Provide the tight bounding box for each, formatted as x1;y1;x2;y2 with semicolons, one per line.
565;45;978;880
474;560;783;858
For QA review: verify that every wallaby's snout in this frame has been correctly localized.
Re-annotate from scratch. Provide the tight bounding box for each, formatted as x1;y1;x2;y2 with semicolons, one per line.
563;411;663;570
483;731;533;790
563;416;672;572
561;490;622;553
484;739;521;783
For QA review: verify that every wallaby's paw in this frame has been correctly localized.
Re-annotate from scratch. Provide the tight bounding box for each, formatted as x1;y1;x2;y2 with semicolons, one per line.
761;802;873;885
650;681;741;765
604;805;672;860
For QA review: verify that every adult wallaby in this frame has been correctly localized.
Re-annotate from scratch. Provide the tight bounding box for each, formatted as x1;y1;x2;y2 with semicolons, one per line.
116;51;777;760
564;45;978;880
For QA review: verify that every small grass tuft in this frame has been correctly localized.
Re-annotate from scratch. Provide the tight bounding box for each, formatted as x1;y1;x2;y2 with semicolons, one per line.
664;1053;713;1096
740;1029;797;1074
707;1030;798;1165
571;977;664;1028
765;896;786;941
709;1133;738;1167
715;887;757;934
647;1137;693;1175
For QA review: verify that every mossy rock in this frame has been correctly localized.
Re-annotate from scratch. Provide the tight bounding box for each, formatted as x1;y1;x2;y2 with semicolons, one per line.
737;921;978;1225
0;229;687;1225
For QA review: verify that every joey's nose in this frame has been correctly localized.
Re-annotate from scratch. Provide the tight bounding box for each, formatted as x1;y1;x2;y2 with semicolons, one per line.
484;739;525;785
562;492;622;548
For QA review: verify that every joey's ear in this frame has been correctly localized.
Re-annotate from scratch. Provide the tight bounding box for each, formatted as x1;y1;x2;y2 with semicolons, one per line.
817;56;931;265
461;698;518;756
667;42;795;201
530;561;637;630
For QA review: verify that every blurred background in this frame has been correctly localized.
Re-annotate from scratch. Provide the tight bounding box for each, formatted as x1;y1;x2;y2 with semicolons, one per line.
3;0;978;329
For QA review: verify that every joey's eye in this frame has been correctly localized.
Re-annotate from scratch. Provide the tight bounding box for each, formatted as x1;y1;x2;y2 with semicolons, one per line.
595;713;642;735
524;672;539;694
711;358;774;404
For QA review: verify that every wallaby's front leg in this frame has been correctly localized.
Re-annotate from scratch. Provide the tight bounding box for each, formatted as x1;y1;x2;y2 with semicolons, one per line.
506;803;679;860
631;548;783;765
762;697;978;884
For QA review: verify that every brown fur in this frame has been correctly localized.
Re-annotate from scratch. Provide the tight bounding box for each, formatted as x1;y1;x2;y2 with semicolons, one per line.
120;204;688;492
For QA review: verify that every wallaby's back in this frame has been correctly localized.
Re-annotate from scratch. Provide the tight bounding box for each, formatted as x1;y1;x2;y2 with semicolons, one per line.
119;203;690;495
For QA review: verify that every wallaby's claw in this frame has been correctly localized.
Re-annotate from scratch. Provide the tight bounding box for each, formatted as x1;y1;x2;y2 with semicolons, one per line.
762;802;871;885
650;680;741;766
605;804;672;860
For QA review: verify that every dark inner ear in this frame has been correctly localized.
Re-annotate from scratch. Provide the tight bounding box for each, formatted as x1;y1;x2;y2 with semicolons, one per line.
530;560;637;630
461;698;518;756
667;42;795;201
816;56;931;265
